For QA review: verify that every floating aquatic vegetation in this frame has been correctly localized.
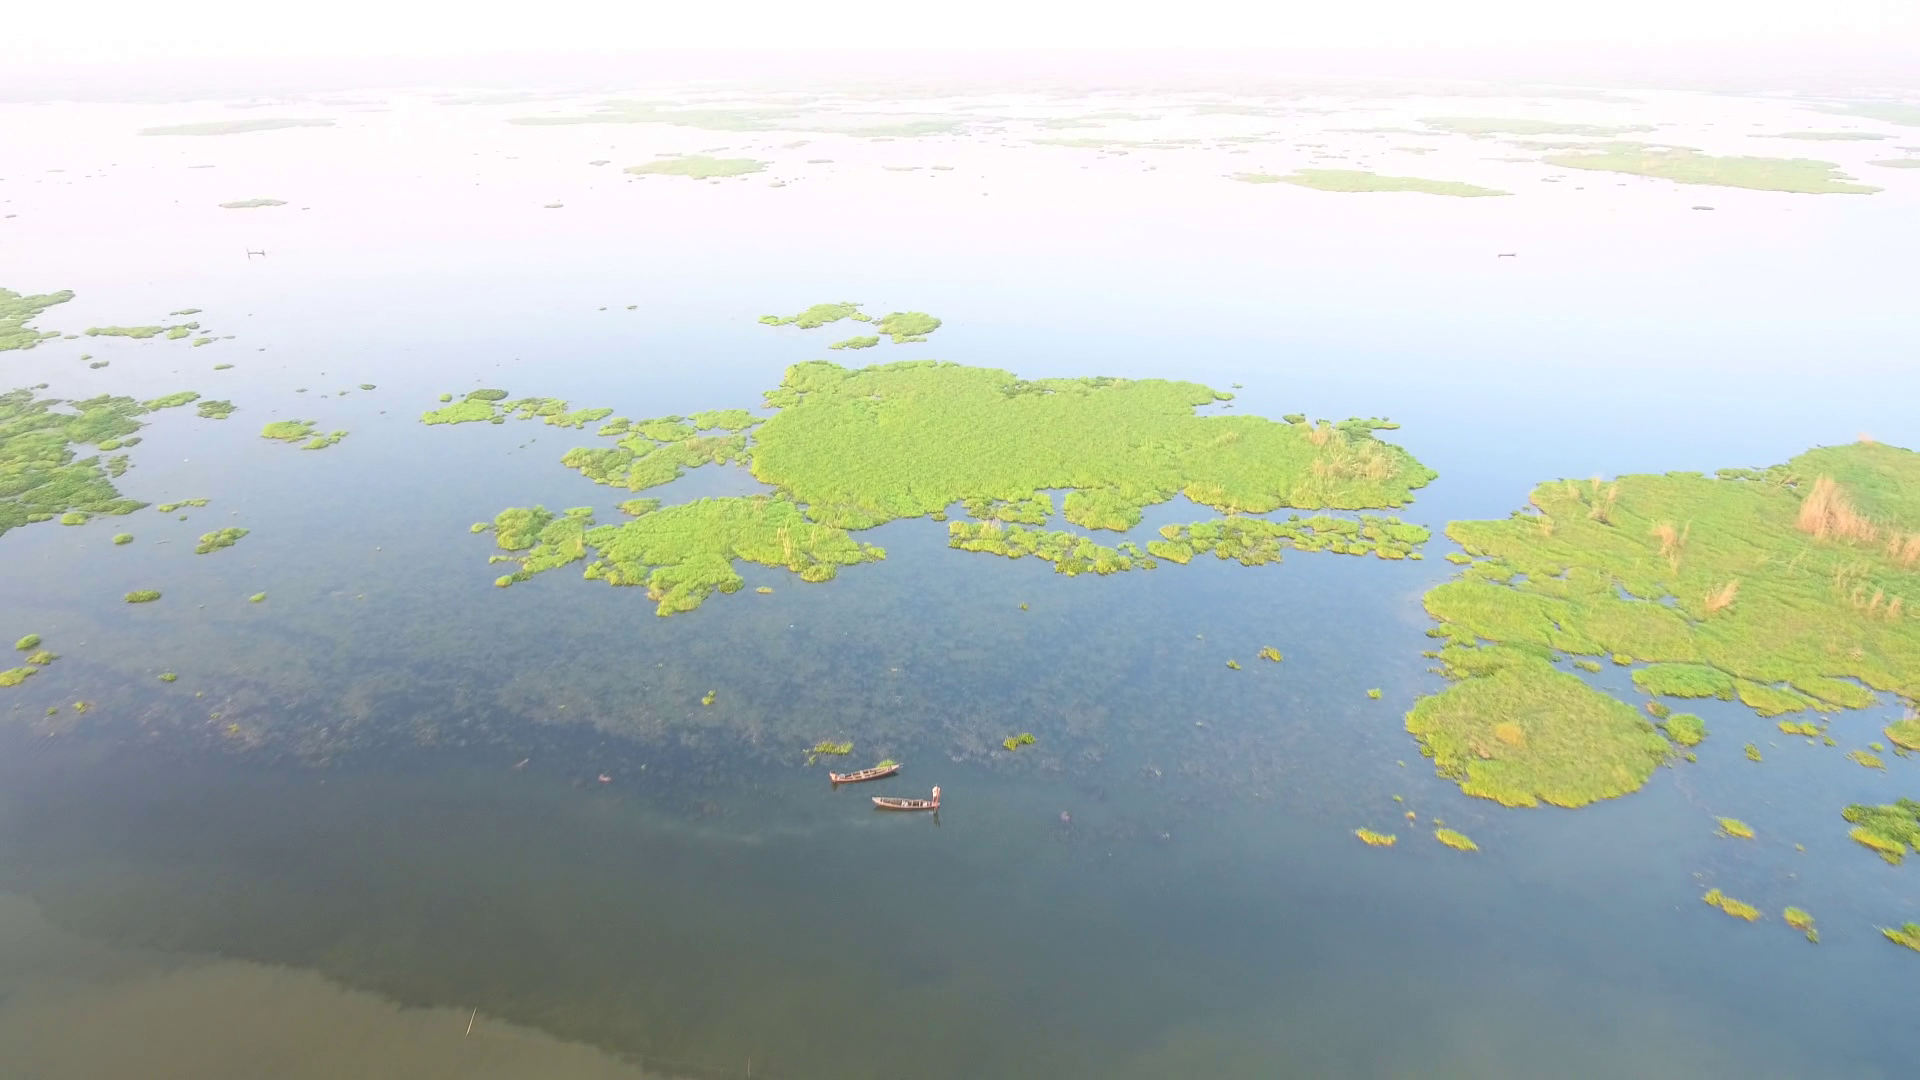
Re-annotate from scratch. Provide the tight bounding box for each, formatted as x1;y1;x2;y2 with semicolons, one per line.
1702;888;1762;921
85;323;199;339
112;533;134;545
0;667;36;688
1542;144;1879;194
196;399;236;419
1842;799;1920;864
1367;688;1383;699
829;335;879;350
1225;659;1241;670
1745;744;1764;762
1434;828;1478;852
1777;719;1822;737
144;391;201;410
140;118;334;136
874;312;940;342
1;287;75;352
1847;749;1886;769
1783;907;1818;942
1355;829;1397;847
1884;923;1920;952
625;155;767;179
1886;712;1920;750
1234;169;1508;197
1664;713;1707;747
157;672;177;681
807;740;852;765
759;302;866;328
422;399;499;425
24;650;56;665
13;634;39;651
219;198;287;209
1002;733;1037;751
125;590;161;603
303;431;348;450
1718;817;1755;839
59;511;88;525
154;499;209;513
0;388;162;537
194;527;249;554
260;420;315;441
1421;117;1654;137
701;691;716;706
1410;442;1920;807
249;592;266;603
1258;647;1283;663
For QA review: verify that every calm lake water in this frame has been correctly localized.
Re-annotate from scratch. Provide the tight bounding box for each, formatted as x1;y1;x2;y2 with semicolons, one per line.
2;82;1918;1078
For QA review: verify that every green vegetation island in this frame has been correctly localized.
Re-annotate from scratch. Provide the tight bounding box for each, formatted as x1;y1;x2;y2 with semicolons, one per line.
1421;117;1653;137
138;118;335;137
2;287;75;352
1232;170;1509;198
625;155;767;180
425;314;1436;615
1407;440;1917;809
1541;144;1880;194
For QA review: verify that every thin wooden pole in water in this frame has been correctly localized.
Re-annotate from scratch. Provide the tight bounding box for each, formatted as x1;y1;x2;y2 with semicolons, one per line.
466;1008;477;1036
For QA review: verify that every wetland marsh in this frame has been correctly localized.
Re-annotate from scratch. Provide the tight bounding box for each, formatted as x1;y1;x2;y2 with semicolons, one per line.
1;73;1918;1080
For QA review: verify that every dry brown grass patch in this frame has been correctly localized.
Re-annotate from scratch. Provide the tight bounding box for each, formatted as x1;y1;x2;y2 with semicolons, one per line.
1704;579;1740;615
1493;721;1527;747
1651;520;1689;573
1797;476;1877;544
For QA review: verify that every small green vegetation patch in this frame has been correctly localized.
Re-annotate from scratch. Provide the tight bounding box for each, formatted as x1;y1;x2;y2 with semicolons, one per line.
1717;817;1755;839
218;199;287;209
24;650;56;666
140;118;334;137
84;324;199;339
14;634;40;651
194;527;249;554
1405;658;1670;808
2;287;74;352
1888;716;1920;751
249;592;266;603
196;399;236;419
1843;799;1920;864
625;155;767;179
1542;145;1879;194
125;590;161;603
1002;732;1037;751
1703;888;1761;922
1258;646;1283;663
1355;828;1397;847
157;672;177;682
759;302;866;329
260;420;315;441
1234;169;1508;197
1435;828;1478;852
1847;749;1886;770
421;399;499;425
113;533;134;545
874;312;941;342
829;335;879;350
1633;663;1735;699
0;667;37;688
1663;713;1707;747
144;391;201;410
1783;907;1818;942
1885;924;1920;952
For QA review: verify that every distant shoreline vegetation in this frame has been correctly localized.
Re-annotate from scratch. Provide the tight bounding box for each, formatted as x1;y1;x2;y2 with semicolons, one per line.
1540;144;1880;194
139;118;334;137
219;198;287;209
1233;170;1509;197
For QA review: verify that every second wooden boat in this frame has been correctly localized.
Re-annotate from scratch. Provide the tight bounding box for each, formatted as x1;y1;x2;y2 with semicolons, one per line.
873;786;941;811
830;761;901;784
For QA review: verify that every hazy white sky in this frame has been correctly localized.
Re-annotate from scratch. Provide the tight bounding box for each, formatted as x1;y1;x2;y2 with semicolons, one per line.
6;0;1918;66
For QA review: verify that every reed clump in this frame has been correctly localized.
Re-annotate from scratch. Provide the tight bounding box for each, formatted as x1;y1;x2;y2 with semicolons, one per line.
1717;817;1755;839
1355;828;1398;847
1702;888;1762;921
1783;908;1818;942
1434;828;1478;851
1842;799;1920;864
1002;732;1037;751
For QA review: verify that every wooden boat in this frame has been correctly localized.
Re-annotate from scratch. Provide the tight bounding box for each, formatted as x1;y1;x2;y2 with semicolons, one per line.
873;786;941;812
830;762;901;785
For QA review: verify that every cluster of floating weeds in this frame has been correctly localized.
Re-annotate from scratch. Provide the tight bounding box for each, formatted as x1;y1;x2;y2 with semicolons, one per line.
1001;732;1037;751
196;399;237;420
1842;799;1920;864
194;527;249;554
1434;828;1478;852
1258;647;1283;663
1354;828;1397;847
0;388;179;537
125;590;161;603
155;499;208;514
1;287;74;351
1702;888;1762;922
1783;907;1819;943
1717;817;1755;839
1884;923;1920;952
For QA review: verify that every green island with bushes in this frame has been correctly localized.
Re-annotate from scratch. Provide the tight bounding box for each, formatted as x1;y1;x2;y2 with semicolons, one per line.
1232;169;1509;197
2;287;75;352
1407;440;1917;809
425;315;1436;615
